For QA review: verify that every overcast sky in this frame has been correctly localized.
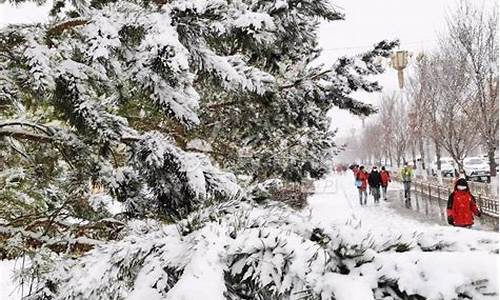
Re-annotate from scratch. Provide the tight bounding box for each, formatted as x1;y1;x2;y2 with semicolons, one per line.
0;0;493;138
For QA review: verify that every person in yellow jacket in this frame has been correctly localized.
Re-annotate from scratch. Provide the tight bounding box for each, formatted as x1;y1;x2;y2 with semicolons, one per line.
400;162;414;207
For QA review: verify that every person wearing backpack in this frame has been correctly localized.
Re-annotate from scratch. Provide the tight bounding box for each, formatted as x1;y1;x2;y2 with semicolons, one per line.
447;178;481;228
380;166;391;201
355;166;369;205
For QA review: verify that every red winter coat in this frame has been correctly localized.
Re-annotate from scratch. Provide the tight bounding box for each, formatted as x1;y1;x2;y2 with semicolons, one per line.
380;170;391;187
356;171;369;191
447;190;480;227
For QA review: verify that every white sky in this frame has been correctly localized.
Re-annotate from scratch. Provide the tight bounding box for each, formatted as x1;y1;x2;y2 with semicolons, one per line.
0;0;493;138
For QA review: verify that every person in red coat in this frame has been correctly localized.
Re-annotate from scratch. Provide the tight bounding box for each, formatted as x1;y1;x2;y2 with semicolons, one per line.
380;166;391;201
355;166;369;205
447;178;481;228
351;164;359;178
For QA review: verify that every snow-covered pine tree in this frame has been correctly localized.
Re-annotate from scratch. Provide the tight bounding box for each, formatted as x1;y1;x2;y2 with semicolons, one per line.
192;12;397;182
0;0;394;249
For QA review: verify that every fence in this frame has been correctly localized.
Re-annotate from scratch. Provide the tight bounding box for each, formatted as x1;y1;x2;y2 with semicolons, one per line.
409;179;498;230
413;175;496;197
411;180;498;218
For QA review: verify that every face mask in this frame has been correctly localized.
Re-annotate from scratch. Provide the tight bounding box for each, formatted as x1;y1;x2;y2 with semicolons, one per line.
457;185;467;190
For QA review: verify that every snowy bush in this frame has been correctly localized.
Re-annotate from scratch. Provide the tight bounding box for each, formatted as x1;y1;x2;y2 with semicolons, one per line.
13;200;497;300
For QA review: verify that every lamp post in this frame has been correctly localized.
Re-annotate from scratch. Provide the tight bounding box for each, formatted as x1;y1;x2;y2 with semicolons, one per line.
390;50;409;166
391;50;409;89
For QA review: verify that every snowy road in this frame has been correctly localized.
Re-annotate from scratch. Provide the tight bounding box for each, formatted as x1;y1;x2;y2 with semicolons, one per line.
306;174;498;299
308;174;440;229
309;174;495;231
385;188;497;231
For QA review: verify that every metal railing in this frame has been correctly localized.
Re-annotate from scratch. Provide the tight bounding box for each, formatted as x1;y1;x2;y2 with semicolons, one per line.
413;175;495;196
411;179;498;218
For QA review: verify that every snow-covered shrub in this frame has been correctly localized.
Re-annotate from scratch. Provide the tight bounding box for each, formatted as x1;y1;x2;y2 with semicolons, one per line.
17;201;498;300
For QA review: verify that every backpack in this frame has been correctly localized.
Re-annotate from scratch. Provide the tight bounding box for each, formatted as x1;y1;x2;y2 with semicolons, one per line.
354;173;363;188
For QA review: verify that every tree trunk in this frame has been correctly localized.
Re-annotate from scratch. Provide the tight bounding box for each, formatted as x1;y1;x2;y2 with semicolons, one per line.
419;137;426;170
488;147;497;177
435;140;441;171
411;144;417;167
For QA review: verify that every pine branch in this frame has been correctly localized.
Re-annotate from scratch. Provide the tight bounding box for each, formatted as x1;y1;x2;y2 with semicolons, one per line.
0;128;53;142
46;18;90;37
279;69;332;90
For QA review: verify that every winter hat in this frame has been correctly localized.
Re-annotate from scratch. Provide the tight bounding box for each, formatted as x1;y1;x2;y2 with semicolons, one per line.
455;178;469;191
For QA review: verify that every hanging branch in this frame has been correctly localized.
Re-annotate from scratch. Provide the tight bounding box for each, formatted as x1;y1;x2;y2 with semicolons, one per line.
46;18;90;37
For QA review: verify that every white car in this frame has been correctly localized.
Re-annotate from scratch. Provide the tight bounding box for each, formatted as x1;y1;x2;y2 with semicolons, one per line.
431;157;456;177
463;157;490;182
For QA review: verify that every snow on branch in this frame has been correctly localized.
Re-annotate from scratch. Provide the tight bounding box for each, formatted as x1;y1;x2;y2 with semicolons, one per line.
195;48;275;95
132;132;240;217
30;201;498;300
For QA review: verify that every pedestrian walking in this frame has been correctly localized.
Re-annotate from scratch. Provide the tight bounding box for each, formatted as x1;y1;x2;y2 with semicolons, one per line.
380;166;391;201
350;164;359;179
355;166;369;205
368;166;382;204
446;178;481;228
400;162;413;208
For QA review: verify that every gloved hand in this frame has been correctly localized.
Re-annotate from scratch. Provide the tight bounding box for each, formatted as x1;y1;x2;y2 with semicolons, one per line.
447;216;454;225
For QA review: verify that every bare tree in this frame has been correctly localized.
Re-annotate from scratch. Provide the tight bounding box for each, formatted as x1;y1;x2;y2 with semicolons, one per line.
446;1;499;175
419;52;479;169
407;56;435;172
408;49;479;172
378;94;397;166
393;94;410;166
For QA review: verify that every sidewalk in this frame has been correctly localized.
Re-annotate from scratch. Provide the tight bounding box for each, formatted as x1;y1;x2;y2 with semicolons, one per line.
305;173;498;299
308;173;498;252
385;188;496;231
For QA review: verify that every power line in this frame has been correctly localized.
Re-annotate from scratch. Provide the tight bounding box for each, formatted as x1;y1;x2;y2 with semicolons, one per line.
320;39;437;52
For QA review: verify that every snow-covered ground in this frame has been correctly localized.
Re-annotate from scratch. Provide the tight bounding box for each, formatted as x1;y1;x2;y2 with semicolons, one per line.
311;174;495;231
307;174;498;299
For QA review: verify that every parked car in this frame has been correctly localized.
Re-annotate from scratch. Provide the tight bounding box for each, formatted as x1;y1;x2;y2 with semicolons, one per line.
431;157;456;177
463;157;490;182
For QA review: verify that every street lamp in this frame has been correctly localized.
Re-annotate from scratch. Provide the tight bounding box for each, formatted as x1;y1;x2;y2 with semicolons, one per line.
391;50;409;89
